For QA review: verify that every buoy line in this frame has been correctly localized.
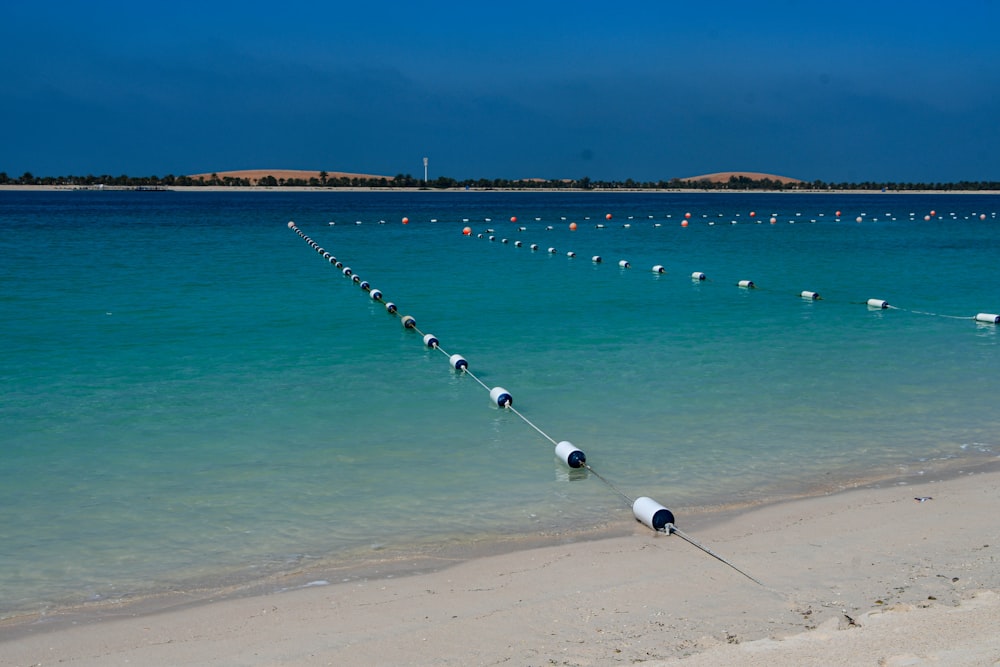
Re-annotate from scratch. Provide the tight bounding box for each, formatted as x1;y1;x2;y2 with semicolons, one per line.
466;225;998;324
288;221;763;586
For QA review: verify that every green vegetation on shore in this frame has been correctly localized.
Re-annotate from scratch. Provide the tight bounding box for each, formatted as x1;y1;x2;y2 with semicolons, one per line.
2;171;998;191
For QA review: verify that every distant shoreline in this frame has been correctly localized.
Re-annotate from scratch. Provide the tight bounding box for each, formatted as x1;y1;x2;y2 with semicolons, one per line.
3;185;999;195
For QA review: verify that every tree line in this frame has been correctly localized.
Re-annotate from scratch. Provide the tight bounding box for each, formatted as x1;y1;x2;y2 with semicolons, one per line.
2;171;998;191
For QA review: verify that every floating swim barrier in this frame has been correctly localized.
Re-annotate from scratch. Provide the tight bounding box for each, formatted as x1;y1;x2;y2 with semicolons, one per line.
288;220;762;586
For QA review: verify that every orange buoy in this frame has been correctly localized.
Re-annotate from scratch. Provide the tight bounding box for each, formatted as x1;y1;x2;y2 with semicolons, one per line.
605;213;612;220
684;212;692;219
510;216;517;223
462;226;472;235
681;220;689;227
749;211;756;218
569;222;578;231
402;217;409;224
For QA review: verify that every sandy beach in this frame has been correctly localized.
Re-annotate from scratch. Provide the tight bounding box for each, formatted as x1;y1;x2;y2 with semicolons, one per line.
3;465;998;666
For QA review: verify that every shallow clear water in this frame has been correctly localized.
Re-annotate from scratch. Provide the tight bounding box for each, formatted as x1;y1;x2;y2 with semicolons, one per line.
1;190;998;617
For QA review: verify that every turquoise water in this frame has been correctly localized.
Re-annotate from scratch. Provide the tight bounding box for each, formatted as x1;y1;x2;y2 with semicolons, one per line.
1;190;998;619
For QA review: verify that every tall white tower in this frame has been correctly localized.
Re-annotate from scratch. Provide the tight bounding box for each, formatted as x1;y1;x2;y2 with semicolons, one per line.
423;157;428;184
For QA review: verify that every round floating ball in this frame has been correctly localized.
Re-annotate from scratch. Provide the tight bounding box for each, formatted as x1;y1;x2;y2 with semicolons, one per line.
510;216;517;223
930;210;936;216
684;212;692;219
835;210;842;217
924;215;931;221
981;214;988;220
749;211;756;218
769;217;777;224
856;216;863;223
681;220;689;227
402;217;409;224
569;222;577;231
462;226;471;235
605;213;612;220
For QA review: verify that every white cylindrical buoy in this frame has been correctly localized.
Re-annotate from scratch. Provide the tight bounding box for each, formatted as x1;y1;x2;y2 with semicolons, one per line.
352;275;361;284
867;298;890;309
801;290;820;300
287;221;296;229
692;272;706;280
489;386;512;407
632;497;676;531
369;289;382;301
322;252;331;259
401;315;416;329
342;267;352;277
515;240;523;247
359;281;370;291
423;333;439;348
548;247;557;254
976;313;1000;324
592;255;602;263
328;256;338;265
567;251;576;257
554;441;586;469
619;259;630;268
530;244;539;251
738;280;755;289
335;261;343;269
652;265;665;273
449;353;468;370
385;302;397;313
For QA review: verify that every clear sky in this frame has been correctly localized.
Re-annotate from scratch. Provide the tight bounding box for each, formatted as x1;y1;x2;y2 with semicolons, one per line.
2;1;998;183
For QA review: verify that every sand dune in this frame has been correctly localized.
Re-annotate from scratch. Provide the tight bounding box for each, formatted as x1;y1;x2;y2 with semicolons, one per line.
682;171;804;184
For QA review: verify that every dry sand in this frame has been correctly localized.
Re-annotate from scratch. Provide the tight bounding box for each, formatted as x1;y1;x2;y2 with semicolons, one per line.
3;466;999;666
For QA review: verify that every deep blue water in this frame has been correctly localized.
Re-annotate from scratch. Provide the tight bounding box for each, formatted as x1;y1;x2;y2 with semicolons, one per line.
1;189;998;619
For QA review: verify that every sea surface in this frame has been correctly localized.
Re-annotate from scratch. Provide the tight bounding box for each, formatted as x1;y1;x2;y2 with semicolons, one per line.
2;189;998;621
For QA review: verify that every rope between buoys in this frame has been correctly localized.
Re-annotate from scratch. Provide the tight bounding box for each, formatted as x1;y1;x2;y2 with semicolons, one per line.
506;404;558;446
666;525;763;586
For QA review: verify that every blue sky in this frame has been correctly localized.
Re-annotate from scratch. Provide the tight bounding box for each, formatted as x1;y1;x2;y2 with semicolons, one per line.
2;1;998;182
